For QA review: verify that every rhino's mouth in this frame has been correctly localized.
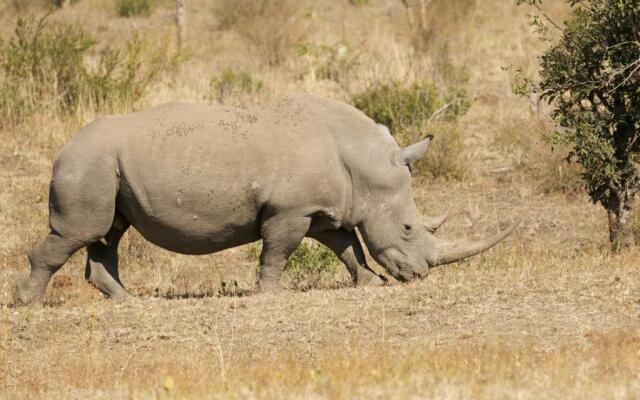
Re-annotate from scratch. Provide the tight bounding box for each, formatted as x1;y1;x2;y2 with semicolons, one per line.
379;255;424;282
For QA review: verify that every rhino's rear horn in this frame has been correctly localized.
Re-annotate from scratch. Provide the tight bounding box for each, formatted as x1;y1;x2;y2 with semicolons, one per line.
434;221;520;266
424;211;448;233
401;136;433;165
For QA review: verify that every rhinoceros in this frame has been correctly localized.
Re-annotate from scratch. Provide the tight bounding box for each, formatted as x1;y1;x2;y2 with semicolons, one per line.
15;94;516;303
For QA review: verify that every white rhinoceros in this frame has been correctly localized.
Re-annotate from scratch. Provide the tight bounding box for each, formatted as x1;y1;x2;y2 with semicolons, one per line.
16;94;516;303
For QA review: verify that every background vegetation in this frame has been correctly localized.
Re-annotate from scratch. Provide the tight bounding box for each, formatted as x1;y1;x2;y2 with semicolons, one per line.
518;0;640;251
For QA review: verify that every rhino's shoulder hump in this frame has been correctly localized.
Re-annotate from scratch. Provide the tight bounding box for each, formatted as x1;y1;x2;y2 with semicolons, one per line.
272;93;373;127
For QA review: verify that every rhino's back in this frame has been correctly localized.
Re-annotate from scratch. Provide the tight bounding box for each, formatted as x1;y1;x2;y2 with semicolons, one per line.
61;96;360;254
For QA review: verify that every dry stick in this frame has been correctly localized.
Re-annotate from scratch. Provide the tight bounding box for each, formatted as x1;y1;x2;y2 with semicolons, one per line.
381;303;386;350
427;102;453;124
119;346;139;378
176;0;187;49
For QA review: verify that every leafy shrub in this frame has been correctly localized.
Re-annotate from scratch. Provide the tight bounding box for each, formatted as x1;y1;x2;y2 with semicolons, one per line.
208;69;263;104
215;0;308;66
285;242;340;289
353;81;438;133
249;240;341;290
115;0;155;17
352;79;469;179
0;16;177;126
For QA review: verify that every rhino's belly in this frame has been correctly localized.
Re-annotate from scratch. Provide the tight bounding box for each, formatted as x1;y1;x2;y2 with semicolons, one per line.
116;187;263;255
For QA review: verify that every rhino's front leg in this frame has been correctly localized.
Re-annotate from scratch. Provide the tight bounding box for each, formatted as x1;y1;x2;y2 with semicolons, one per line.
257;213;312;293
308;229;387;287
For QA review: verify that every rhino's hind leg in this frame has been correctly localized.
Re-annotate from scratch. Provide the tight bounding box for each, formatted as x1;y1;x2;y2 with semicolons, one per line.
16;154;121;304
84;215;131;300
309;229;387;287
257;213;312;293
15;232;85;304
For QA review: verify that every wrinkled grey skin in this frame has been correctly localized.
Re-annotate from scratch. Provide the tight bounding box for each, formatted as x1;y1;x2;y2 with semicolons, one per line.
15;94;516;303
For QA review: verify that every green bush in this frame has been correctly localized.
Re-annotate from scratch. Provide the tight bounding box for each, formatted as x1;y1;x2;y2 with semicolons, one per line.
353;81;439;133
352;80;469;180
285;241;340;283
0;16;177;126
249;241;341;290
115;0;155;17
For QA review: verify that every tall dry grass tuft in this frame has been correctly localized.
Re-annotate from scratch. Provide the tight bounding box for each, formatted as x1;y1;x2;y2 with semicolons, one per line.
494;116;583;194
401;0;477;51
207;68;264;106
215;0;309;67
0;15;179;129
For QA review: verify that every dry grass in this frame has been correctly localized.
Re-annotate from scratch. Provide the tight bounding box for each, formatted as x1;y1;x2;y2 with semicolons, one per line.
3;245;640;398
214;0;309;67
1;0;639;398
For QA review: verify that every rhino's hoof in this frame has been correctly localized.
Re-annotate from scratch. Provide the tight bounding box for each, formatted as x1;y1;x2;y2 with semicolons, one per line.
358;270;387;287
14;280;39;305
364;274;387;287
109;291;134;302
253;281;284;295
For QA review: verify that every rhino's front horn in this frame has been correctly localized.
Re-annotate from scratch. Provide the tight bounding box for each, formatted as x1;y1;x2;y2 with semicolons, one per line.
434;221;520;266
401;136;433;165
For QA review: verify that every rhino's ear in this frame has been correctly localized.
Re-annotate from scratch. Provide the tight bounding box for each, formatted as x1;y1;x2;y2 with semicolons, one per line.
400;136;433;165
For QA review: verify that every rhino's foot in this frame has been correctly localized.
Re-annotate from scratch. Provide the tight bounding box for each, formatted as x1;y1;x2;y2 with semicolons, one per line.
14;278;45;305
108;289;134;302
357;267;387;287
85;239;131;301
86;277;132;301
253;279;285;295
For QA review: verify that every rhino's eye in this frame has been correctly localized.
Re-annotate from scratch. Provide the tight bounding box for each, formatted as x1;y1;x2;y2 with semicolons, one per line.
403;224;412;232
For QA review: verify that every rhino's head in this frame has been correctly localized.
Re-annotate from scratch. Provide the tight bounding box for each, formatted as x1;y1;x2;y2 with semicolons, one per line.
351;125;517;282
